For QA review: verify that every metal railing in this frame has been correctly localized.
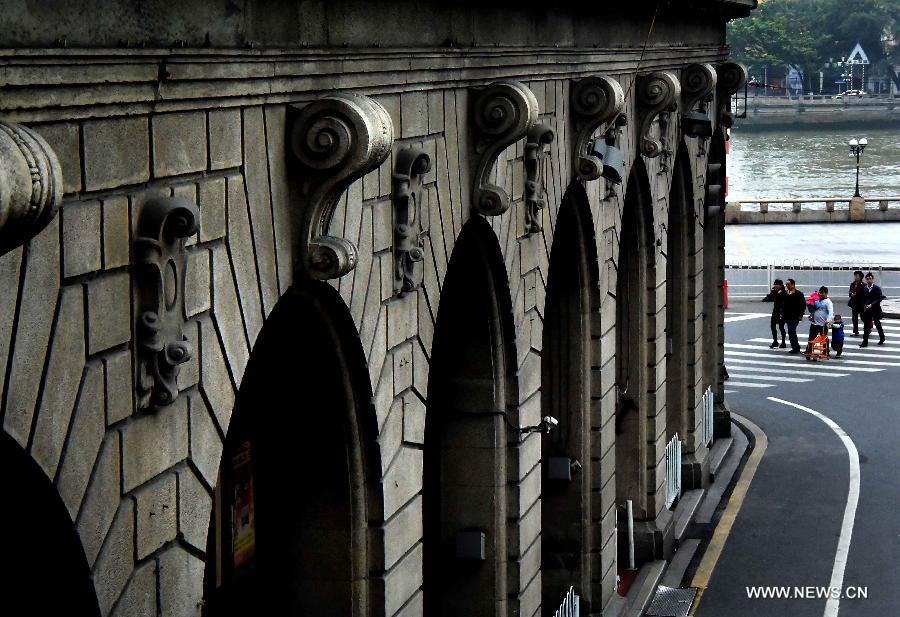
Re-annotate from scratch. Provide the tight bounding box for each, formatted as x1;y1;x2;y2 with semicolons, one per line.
553;587;580;617
731;197;900;213
700;387;715;447
664;433;683;509
725;263;900;300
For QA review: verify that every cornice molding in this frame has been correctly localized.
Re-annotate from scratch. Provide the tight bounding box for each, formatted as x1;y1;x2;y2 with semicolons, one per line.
0;46;729;122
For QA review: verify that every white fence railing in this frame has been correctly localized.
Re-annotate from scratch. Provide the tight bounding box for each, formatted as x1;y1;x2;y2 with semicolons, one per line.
553;587;580;617
664;433;682;509
700;387;715;447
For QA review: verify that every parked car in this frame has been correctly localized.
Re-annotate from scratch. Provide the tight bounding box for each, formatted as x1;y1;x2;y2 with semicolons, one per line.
835;90;866;99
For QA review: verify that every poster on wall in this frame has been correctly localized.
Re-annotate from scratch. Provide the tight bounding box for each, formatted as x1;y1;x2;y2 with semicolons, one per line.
231;441;256;569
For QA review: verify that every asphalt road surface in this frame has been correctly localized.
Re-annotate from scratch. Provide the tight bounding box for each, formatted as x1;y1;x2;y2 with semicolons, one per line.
695;300;900;617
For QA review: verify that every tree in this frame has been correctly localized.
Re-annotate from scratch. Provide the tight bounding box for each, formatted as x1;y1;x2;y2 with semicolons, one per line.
728;0;900;92
727;0;818;84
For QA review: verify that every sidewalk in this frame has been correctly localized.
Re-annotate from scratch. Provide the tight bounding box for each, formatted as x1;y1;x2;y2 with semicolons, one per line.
726;222;900;266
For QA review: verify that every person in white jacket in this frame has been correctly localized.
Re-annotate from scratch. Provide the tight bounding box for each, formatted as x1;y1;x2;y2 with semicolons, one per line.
805;285;834;357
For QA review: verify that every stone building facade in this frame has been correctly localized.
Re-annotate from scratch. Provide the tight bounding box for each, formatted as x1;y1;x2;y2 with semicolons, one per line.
0;1;753;616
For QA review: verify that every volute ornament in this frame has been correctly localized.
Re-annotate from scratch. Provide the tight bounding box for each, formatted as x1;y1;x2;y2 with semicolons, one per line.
290;92;394;280
134;197;200;410
636;71;681;158
523;123;554;235
716;61;748;130
471;80;539;216
0;121;63;256
571;76;625;181
681;63;717;138
392;147;431;295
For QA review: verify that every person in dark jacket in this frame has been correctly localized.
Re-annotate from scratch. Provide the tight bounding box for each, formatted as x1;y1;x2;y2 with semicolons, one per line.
848;270;865;336
763;278;787;348
783;278;806;353
859;272;886;347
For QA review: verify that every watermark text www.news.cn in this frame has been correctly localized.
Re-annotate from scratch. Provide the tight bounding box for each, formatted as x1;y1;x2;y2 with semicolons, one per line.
745;586;868;600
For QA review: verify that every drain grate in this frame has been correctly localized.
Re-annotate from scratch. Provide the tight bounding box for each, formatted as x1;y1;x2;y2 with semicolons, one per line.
645;585;698;617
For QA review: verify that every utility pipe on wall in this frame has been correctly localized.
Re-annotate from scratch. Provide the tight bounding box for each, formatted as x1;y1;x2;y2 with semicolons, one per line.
627;499;635;570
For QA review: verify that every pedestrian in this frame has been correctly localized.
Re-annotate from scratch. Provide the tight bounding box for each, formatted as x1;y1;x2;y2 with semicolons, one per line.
831;314;845;357
848;270;865;336
805;286;834;357
763;278;787;348
782;278;806;354
859;271;886;347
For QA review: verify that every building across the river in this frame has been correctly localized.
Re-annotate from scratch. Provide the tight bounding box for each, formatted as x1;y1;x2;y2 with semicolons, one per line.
0;1;753;615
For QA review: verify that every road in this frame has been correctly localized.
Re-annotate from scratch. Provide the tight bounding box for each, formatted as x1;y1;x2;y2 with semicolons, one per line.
694;300;900;617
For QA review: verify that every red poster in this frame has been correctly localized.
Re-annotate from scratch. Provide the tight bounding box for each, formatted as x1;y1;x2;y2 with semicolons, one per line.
231;441;256;569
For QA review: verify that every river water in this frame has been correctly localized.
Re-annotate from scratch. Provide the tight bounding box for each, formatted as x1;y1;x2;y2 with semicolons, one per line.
727;126;900;202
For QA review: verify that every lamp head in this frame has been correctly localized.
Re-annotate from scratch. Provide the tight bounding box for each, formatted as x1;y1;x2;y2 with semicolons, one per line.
849;138;858;147
859;137;868;147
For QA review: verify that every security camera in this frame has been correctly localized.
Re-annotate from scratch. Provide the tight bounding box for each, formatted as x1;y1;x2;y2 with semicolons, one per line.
543;415;559;427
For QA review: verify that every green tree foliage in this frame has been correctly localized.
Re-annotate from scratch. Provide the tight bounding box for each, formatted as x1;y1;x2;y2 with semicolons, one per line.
728;0;899;88
727;0;818;75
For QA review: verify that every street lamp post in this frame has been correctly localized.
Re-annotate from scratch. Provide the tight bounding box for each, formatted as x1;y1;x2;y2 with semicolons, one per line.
848;137;868;197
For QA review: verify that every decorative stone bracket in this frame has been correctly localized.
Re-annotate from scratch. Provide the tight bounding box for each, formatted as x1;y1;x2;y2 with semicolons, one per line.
134;197;200;410
0;121;63;256
636;71;681;159
571;75;625;181
523;123;554;235
290;92;394;280
716;61;748;130
681;63;717;139
471;80;539;216
392;147;431;295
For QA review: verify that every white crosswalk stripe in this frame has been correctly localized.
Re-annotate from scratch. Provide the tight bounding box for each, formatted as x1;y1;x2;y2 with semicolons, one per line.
722;321;900;392
722;365;850;378
725;344;900;366
724;313;770;323
744;339;900;359
728;373;813;383
724;357;882;372
725;381;776;388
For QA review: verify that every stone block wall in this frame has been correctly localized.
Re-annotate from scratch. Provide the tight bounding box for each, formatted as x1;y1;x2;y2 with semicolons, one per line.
0;3;748;614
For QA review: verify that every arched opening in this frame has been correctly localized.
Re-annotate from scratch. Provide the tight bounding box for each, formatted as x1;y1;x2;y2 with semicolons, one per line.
615;161;655;539
665;143;694;444
2;432;100;615
424;218;515;617
703;132;727;405
203;283;379;617
540;186;600;614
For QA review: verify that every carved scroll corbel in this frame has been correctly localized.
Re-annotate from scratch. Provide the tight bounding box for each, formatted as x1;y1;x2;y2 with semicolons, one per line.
523;123;554;235
571;76;625;181
681;63;717;138
471;80;539;216
0;121;63;256
392;147;431;295
290;92;394;280
134;197;200;410
715;61;748;131
636;71;681;159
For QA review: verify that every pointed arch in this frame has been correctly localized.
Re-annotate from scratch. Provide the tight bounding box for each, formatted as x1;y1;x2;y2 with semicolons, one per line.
202;282;384;617
424;217;518;617
665;141;696;446
540;182;602;613
615;158;657;526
